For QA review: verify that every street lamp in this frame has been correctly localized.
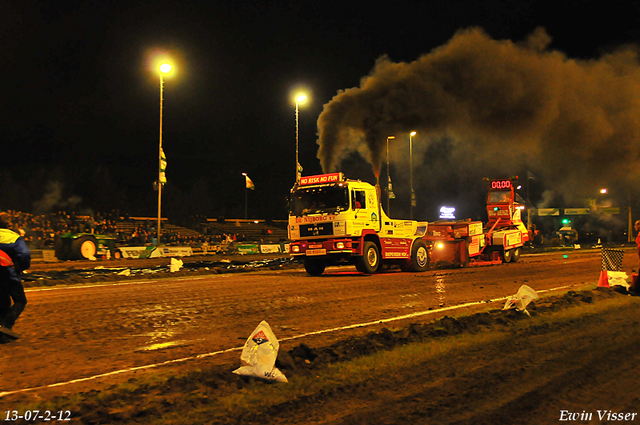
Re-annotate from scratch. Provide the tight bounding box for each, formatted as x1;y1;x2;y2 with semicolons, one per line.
409;131;416;219
295;93;307;183
157;62;172;246
386;136;395;215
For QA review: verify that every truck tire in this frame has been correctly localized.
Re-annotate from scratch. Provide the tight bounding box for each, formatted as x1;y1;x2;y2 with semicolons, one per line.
511;247;521;262
401;240;430;272
355;241;380;274
72;235;98;260
304;258;326;276
501;248;513;263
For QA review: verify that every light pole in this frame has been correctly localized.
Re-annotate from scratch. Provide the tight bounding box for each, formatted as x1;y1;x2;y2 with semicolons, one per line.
386;136;395;215
157;62;172;246
409;131;416;219
295;94;307;183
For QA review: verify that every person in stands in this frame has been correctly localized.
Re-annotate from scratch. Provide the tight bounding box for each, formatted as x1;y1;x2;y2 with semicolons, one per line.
0;212;31;341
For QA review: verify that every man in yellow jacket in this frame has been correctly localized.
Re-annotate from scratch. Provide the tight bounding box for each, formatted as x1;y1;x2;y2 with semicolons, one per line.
0;212;31;341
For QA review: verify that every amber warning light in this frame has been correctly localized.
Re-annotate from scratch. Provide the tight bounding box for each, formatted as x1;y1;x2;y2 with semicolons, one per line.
299;173;343;186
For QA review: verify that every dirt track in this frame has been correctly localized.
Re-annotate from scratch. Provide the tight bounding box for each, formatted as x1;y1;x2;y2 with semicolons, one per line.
2;248;639;423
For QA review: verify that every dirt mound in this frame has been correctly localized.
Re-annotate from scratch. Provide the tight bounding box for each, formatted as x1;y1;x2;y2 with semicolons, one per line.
34;287;627;425
278;287;624;373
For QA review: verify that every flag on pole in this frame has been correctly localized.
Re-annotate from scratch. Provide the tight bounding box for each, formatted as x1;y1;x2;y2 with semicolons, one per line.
296;162;303;182
159;148;167;184
245;174;255;190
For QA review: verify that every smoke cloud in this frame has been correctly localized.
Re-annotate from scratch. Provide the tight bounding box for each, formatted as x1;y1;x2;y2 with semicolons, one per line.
33;181;82;214
316;27;640;207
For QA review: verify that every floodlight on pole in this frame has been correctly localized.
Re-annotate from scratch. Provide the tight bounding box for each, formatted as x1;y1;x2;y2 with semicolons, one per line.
157;61;172;246
295;93;307;183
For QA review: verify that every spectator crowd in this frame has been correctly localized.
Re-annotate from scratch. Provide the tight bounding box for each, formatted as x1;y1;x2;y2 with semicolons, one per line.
2;210;286;250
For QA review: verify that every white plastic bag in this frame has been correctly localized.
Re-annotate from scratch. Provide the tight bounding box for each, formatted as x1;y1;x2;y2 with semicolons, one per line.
503;284;539;314
233;321;288;383
607;271;629;289
170;257;183;272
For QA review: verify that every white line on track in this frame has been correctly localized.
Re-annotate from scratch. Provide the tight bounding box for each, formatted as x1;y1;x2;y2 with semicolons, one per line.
0;283;584;398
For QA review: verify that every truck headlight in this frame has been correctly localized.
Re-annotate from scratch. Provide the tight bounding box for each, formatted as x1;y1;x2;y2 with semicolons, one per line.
292;245;300;253
336;242;345;249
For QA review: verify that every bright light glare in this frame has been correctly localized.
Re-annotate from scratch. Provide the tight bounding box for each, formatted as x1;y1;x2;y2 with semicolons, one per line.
296;94;307;103
600;188;608;194
410;131;417;136
387;136;395;140
159;63;172;73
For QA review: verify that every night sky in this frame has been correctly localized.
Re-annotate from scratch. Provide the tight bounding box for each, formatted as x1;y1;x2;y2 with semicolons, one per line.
2;1;640;225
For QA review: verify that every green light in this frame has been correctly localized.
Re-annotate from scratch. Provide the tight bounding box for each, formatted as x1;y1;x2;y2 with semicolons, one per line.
493;207;499;211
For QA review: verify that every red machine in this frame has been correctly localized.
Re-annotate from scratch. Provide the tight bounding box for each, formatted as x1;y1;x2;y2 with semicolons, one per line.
425;177;529;267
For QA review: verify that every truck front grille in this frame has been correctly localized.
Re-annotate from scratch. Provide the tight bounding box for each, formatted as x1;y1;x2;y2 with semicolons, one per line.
300;223;333;237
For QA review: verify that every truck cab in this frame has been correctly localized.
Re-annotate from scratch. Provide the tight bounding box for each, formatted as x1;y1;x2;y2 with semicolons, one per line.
288;173;429;275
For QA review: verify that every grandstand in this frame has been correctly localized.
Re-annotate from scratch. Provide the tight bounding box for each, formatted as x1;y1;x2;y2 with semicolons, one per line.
115;217;288;243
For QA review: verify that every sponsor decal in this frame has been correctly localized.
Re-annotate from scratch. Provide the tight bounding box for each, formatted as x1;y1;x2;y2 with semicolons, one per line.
260;244;281;254
371;212;378;222
294;215;336;224
506;232;522;247
468;222;483;236
367;193;376;209
252;330;269;345
299;173;342;186
565;208;590;215
385;251;409;258
238;244;260;253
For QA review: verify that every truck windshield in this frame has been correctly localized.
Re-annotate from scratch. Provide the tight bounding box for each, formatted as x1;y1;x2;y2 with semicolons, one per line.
290;185;349;216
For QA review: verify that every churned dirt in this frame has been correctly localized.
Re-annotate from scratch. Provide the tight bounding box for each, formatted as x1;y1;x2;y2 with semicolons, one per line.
3;248;640;424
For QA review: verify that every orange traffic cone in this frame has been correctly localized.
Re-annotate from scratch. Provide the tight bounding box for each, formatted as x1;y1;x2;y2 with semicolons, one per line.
597;270;609;288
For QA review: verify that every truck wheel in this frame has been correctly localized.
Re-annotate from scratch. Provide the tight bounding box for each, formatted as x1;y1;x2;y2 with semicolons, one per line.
401;240;430;272
112;249;123;260
511;247;521;262
355;241;380;274
501;248;513;263
72;235;98;260
304;258;326;276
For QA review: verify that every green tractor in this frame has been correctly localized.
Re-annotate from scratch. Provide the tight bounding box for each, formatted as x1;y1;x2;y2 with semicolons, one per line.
54;233;122;261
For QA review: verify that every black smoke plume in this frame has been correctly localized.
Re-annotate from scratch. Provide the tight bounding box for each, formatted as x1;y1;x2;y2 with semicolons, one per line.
316;27;640;210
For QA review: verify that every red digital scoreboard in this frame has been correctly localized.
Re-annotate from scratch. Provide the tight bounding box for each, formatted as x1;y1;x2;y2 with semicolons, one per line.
490;179;512;190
